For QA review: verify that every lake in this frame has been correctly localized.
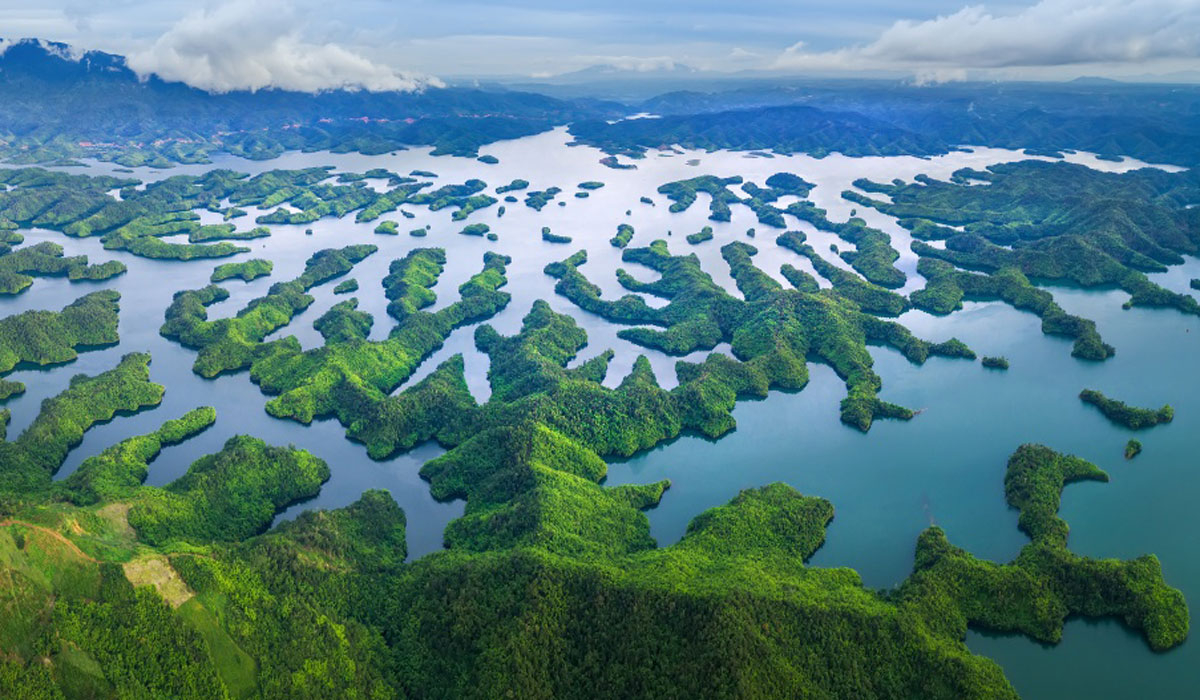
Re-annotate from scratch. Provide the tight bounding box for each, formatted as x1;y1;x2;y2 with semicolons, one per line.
3;128;1195;697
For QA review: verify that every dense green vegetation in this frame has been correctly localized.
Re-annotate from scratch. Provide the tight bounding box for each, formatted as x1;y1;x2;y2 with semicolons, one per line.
374;220;400;235
544;240;967;431
0;240;127;294
524;186;561;211
849;162;1200;358
912;258;1113;360
777;231;910;316
686;226;714;244
542;226;571;244
210;259;272;283
0;353;163;493
333;278;358;294
0;291;120;374
897;444;1187;653
785;200;905;288
459;223;490;237
495;179;529;194
128;436;329;546
161;244;377;377
1080;389;1174;429
982;356;1010;370
1125;439;1143;459
610;223;634;248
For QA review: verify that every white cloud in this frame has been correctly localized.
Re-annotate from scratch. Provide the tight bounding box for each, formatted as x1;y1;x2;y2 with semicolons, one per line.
774;0;1200;77
126;0;441;93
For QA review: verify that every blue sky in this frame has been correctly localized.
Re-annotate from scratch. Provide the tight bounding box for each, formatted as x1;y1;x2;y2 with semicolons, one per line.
0;0;1196;90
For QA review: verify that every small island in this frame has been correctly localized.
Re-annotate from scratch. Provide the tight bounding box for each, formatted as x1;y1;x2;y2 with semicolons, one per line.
211;259;273;283
687;226;714;244
460;223;491;237
1125;439;1142;459
1080;389;1174;429
333;279;358;294
982;356;1010;370
542;226;571;244
374;220;400;235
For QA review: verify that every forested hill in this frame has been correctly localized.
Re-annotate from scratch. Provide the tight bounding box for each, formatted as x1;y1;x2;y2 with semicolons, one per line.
0;38;621;164
571;81;1200;167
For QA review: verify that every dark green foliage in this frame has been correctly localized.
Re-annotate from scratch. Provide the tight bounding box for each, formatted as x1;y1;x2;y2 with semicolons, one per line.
374;220;399;235
333;278;358;294
544;241;954;431
851;163;1200;349
0;291;120;374
686;226;714;244
777;231;909;316
1080;389;1174;429
899;445;1188;652
459;223;490;237
210;258;272;283
913;258;1114;361
313;299;373;344
0;241;126;294
0;353;163;494
1190;278;1199;291
188;225;269;242
495;179;529;194
982;356;1010;370
59;407;216;505
524;187;561;211
541;226;571;244
1125;439;1143;459
658;175;742;221
233;251;510;453
476;154;499;165
610;223;634;248
128;436;329;546
161;244;377;377
578;181;605;190
786;200;906;288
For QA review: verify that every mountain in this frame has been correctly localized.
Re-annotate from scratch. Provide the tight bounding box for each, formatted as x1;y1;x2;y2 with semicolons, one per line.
0;38;624;164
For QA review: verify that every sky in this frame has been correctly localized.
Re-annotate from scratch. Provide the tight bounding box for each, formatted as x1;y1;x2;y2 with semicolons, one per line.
0;0;1197;92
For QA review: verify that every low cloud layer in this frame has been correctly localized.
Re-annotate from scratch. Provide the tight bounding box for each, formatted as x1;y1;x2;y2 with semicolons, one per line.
126;0;440;93
774;0;1200;78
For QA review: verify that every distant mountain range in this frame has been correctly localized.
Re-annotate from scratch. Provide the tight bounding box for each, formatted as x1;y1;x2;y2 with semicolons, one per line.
0;38;1198;168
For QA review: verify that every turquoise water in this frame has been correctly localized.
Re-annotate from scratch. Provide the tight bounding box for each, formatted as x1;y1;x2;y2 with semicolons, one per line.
3;134;1196;695
607;270;1200;697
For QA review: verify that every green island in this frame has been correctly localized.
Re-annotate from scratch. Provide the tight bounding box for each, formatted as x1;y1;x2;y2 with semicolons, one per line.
982;356;1010;370
1079;389;1174;430
542;226;571;243
210;259;272;283
544;240;972;431
495;178;528;194
610;223;634;248
686;225;714;244
333;278;358;294
847;161;1200;358
578;180;605;190
459;223;490;237
524;186;561;211
0;240;127;295
0;291;120;375
374;220;400;235
161;245;378;378
1125;439;1143;459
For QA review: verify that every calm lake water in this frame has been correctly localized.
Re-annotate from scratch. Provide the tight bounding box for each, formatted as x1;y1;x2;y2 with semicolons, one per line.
4;129;1196;697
